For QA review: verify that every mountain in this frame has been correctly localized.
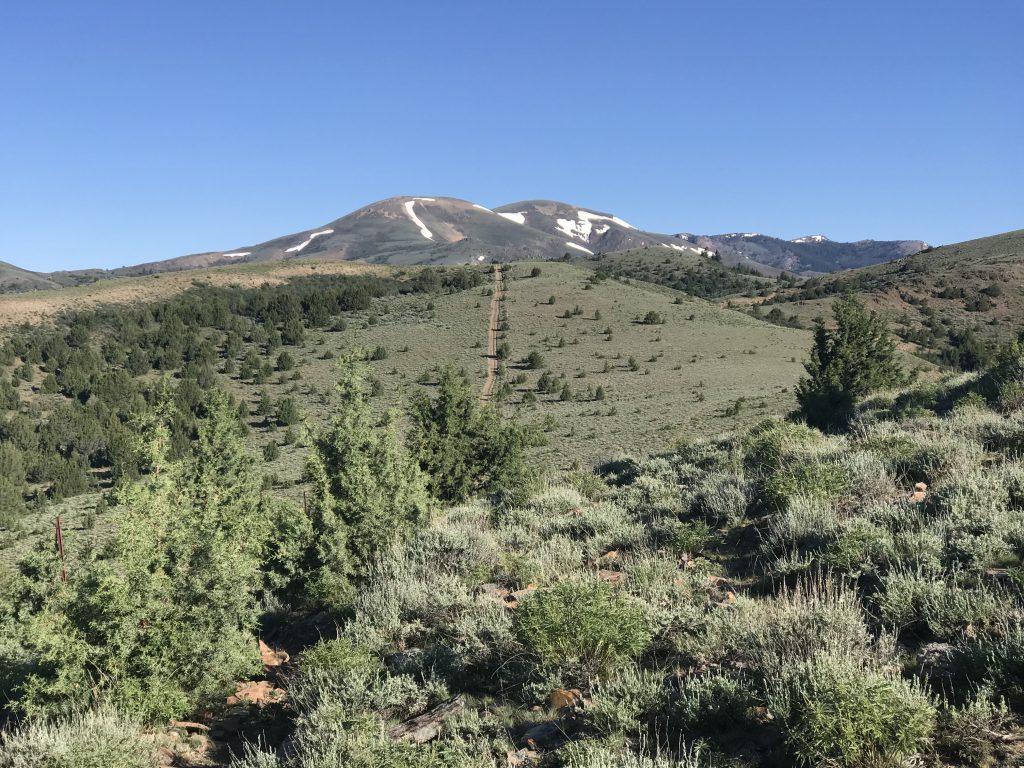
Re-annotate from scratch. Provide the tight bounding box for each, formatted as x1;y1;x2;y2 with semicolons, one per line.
674;232;929;275
0;196;929;291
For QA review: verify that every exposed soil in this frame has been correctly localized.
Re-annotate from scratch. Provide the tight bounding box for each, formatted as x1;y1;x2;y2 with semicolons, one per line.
480;265;503;403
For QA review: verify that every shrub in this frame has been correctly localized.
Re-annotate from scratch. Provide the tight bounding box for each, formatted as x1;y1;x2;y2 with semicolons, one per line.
0;708;154;768
263;441;280;462
874;570;1005;641
973;341;1024;412
275;396;301;426
559;741;711;768
276;350;295;371
711;578;873;671
949;620;1024;709
692;471;748;525
767;652;936;766
761;495;841;564
669;671;753;736
589;666;667;737
514;580;650;679
761;460;848;511
523;351;545;369
935;687;1012;767
668;520;711;558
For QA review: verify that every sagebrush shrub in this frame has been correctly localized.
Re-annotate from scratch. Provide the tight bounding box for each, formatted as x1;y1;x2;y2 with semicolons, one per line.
761;460;849;512
717;578;873;671
874;569;1006;641
589;666;668;737
0;708;154;768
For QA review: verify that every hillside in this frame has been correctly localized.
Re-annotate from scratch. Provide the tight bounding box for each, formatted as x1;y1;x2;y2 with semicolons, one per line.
762;229;1024;366
567;246;784;299
0;260;61;293
0;196;929;290
5;323;1024;765
0;258;811;532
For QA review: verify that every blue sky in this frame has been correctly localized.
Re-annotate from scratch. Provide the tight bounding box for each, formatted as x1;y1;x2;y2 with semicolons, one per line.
2;1;1021;272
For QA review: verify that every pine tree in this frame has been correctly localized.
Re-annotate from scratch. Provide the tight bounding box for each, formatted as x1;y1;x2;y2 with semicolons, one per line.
796;295;905;430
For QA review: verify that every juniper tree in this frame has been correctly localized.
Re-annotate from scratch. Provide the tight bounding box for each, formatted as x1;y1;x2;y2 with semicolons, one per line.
408;367;532;503
797;295;905;430
0;389;281;720
304;361;429;608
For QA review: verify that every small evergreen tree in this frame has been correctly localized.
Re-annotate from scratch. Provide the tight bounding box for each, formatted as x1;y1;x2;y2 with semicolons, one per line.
0;390;279;720
796;295;905;430
408;367;532;503
304;361;429;608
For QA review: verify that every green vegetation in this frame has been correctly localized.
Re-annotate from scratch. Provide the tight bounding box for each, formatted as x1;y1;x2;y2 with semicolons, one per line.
572;246;777;299
514;580;650;679
797;295;906;429
763;229;1024;369
5;255;1024;765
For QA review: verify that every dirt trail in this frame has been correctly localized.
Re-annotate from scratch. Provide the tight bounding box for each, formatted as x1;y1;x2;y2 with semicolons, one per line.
480;266;503;403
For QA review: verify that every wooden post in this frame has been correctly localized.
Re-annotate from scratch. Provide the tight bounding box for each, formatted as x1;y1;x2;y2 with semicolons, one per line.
54;514;67;584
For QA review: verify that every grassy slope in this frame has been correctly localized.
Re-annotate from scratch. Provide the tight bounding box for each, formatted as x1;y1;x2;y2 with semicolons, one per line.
493;262;808;468
220;260;809;487
0;261;61;293
2;260;812;570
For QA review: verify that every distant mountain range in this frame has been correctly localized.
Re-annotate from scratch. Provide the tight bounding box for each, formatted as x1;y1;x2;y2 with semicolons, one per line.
0;196;930;292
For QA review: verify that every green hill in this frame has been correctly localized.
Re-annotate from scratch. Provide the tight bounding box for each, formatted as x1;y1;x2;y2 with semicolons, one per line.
761;229;1024;366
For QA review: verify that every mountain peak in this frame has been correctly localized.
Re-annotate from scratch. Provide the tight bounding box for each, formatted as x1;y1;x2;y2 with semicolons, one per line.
791;235;830;243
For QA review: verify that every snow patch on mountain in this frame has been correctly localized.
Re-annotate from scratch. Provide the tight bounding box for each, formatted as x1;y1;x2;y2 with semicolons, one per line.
564;241;594;255
792;235;829;243
499;212;526;225
403;201;434;241
472;204;493;213
556;210;636;242
222;252;251;258
285;230;334;254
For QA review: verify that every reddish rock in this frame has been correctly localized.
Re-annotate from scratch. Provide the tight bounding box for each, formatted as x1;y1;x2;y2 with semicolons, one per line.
227;680;286;706
548;688;583;714
504;583;538;609
259;639;289;667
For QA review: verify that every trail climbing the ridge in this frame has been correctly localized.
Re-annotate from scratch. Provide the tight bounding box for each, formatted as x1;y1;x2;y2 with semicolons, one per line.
480;265;503;403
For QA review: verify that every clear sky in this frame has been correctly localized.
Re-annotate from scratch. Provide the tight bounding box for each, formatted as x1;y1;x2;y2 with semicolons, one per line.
2;1;1022;272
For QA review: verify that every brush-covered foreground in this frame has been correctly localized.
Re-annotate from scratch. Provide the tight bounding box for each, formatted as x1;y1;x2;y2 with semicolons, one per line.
4;347;1024;767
